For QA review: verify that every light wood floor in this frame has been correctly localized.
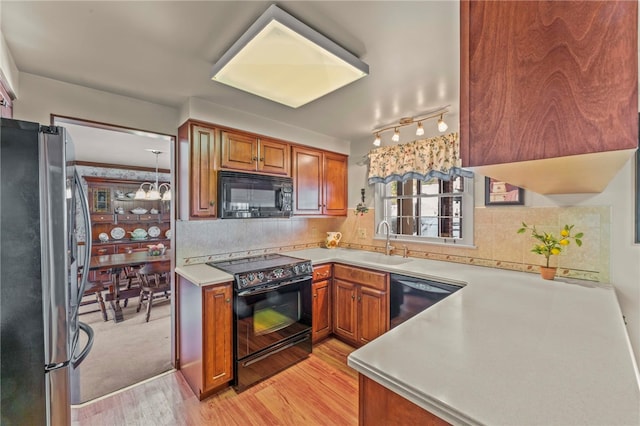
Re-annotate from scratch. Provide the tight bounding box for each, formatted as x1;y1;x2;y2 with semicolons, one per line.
72;338;358;426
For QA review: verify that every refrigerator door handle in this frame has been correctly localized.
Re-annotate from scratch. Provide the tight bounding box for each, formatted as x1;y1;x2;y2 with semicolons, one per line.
71;321;94;368
74;171;92;310
44;361;70;372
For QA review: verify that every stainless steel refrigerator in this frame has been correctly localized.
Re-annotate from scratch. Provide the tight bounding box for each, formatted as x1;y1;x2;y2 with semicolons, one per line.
1;118;93;425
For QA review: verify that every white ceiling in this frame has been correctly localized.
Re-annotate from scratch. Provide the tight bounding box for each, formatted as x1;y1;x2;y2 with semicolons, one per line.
1;1;460;157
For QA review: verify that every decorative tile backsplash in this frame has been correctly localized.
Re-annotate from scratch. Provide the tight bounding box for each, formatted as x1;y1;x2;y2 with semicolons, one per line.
176;205;609;282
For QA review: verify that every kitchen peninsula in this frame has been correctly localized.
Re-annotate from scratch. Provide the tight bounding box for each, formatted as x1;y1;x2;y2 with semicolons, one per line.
175;248;640;426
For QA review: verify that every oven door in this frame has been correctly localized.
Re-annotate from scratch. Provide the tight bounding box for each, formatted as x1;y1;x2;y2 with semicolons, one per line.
235;276;312;360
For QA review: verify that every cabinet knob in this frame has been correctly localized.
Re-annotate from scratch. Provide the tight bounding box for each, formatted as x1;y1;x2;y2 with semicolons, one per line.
209;201;215;206
358;296;361;302
252;156;258;161
226;298;230;303
351;295;355;300
313;294;317;298
259;157;264;162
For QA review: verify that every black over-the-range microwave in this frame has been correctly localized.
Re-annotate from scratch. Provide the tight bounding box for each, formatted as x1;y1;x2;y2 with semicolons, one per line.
218;171;293;218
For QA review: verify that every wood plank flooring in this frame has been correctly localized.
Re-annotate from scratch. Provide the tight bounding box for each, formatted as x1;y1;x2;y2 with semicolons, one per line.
72;338;358;426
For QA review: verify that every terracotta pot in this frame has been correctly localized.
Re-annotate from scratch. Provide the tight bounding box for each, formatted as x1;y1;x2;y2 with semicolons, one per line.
540;266;557;280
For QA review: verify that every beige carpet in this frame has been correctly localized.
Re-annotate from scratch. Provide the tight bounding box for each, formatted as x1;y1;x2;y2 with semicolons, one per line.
74;296;172;403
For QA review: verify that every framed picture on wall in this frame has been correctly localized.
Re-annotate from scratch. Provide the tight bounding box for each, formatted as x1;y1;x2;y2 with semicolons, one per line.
484;177;524;206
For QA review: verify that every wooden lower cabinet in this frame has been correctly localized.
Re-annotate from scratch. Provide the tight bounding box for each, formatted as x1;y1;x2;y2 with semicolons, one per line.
178;276;233;400
312;264;332;344
332;264;389;347
359;374;450;426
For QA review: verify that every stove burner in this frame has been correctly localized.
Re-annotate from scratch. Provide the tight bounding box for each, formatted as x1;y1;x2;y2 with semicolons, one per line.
207;254;312;290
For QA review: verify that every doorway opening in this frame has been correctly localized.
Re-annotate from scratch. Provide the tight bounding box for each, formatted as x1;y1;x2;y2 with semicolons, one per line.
52;115;176;404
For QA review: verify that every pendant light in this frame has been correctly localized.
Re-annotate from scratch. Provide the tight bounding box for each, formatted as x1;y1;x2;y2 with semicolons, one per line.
134;150;171;201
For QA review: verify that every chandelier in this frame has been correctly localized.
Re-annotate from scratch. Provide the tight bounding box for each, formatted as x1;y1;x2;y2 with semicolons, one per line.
134;149;171;201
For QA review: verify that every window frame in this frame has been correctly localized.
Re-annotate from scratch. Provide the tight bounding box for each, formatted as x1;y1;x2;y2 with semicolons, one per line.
374;175;475;246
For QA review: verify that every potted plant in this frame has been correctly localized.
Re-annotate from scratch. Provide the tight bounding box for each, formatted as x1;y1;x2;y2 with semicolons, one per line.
517;223;583;280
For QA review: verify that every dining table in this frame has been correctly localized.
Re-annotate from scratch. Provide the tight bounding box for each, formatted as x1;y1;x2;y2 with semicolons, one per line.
88;250;171;323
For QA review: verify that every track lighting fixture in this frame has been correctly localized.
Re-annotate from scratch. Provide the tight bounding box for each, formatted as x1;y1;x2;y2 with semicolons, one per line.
391;128;400;142
437;114;448;132
371;106;449;145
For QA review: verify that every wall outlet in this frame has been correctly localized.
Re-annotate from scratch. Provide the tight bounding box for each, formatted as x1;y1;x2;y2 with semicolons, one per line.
357;228;367;239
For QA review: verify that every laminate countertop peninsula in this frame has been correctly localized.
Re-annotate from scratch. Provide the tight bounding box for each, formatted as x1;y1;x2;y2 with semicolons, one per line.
175;248;640;426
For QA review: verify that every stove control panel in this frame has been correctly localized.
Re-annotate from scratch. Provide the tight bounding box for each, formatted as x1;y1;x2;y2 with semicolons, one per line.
236;260;312;289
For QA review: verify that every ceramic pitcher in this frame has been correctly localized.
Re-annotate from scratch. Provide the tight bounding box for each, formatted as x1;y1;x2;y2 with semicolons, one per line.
325;232;342;249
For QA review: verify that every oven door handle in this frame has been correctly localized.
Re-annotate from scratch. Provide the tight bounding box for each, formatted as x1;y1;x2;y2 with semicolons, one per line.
236;275;312;297
242;333;311;367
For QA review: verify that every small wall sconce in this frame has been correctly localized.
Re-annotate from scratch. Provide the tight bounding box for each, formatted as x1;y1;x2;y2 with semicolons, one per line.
355;188;369;216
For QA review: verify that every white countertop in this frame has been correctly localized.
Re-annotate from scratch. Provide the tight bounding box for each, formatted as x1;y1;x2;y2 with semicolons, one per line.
175;248;640;425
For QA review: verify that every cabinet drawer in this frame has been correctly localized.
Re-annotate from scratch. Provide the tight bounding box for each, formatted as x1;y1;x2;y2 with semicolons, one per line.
139;214;156;221
334;264;387;291
92;245;116;256
116;243;141;254
91;213;114;223
116;214;138;222
313;264;332;282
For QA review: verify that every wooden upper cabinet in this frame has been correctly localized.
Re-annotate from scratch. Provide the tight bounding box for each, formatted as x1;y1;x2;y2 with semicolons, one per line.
178;121;217;219
258;138;290;175
292;146;348;216
323;152;348;216
221;130;290;176
460;0;638;167
292;146;323;215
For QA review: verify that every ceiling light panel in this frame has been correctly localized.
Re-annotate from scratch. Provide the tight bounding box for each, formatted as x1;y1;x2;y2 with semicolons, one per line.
210;5;369;108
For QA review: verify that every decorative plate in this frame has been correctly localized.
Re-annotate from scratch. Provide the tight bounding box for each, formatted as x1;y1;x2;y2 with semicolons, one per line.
98;232;109;242
131;208;148;214
110;227;126;240
148;226;161;238
165;229;172;238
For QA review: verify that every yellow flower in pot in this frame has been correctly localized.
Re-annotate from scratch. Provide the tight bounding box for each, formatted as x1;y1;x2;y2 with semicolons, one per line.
517;222;583;280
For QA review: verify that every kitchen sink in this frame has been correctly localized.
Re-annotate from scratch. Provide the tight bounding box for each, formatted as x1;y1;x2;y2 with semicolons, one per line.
344;251;413;266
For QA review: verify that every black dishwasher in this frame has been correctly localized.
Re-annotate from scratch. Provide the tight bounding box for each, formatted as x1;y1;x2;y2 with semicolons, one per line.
389;273;462;329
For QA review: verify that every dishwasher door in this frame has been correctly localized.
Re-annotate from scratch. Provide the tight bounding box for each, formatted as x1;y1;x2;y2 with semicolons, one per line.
389;274;462;329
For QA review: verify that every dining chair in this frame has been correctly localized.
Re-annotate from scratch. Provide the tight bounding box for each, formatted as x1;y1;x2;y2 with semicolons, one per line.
120;247;149;307
80;267;111;321
136;261;171;322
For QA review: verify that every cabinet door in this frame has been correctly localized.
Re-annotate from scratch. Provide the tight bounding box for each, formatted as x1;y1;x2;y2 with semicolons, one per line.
221;130;257;172
333;279;357;345
203;284;233;392
322;152;348;216
312;280;332;343
191;125;217;217
258;138;290;176
358;286;388;345
460;1;638;167
292;146;323;215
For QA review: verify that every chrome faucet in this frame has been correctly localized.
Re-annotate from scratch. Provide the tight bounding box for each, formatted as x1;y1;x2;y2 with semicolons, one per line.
376;220;394;256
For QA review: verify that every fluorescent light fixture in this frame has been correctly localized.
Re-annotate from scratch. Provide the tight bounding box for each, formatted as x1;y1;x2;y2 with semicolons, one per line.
210;4;369;108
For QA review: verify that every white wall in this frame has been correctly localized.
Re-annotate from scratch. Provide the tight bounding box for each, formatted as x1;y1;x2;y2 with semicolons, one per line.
13;73;178;134
0;7;19;97
181;97;350;155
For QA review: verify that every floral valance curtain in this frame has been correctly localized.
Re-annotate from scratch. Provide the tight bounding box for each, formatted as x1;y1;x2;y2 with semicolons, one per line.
367;132;473;184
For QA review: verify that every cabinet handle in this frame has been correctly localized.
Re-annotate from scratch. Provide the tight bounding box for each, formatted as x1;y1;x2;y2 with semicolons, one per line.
313;294;317;298
358;296;361;302
259;157;264;162
252;156;258;161
226;298;230;303
209;201;215;206
351;295;355;300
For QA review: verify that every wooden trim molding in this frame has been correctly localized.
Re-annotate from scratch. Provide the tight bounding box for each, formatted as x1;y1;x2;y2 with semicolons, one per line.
50;114;175;141
73;160;170;174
